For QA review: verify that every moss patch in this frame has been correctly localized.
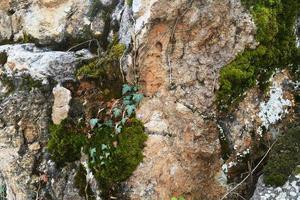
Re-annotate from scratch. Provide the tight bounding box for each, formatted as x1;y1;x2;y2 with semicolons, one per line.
263;127;300;186
86;118;147;198
47;119;87;167
0;52;8;65
217;0;300;111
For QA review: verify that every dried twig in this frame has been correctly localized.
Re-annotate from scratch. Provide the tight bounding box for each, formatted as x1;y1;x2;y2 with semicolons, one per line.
220;139;278;200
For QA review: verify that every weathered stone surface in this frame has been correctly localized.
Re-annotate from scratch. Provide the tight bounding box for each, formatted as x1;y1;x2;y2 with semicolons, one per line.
0;44;92;199
126;0;257;199
0;44;93;83
220;70;294;157
251;173;300;200
52;85;72;125
0;0;109;45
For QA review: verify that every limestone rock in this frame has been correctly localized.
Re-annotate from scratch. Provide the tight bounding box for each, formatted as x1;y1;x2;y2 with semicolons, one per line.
0;43;92;199
0;0;110;45
251;174;300;200
52;85;72;125
0;44;93;83
126;0;257;199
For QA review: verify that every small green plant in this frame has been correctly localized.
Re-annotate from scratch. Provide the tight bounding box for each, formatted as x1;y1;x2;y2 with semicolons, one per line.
263;127;300;186
47;119;86;166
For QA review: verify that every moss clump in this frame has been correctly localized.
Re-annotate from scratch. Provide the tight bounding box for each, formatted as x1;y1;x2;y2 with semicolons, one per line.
47;119;86;166
86;118;147;198
77;39;125;79
263;127;300;186
217;0;300;111
76;38;125;101
74;164;96;200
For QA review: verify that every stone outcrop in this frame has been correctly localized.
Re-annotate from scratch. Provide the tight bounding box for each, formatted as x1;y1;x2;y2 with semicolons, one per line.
0;0;112;45
0;44;91;199
0;0;298;200
125;0;256;199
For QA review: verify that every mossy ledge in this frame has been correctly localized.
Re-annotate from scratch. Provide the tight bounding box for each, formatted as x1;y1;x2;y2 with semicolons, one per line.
217;0;300;111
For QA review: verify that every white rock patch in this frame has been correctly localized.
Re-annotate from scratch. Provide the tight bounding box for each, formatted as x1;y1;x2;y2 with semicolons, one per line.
258;81;291;129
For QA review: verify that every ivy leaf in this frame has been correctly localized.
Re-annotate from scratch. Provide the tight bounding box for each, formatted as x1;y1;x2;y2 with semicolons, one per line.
104;120;113;127
125;104;136;116
113;108;122;118
132;93;144;104
115;123;122;134
101;144;108;150
122;84;132;95
105;152;110;158
178;197;185;200
90;148;97;163
133;85;138;92
123;99;132;106
89;118;99;129
121;117;128;125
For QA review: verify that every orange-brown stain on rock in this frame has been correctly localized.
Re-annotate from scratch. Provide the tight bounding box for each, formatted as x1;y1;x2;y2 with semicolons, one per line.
138;23;168;96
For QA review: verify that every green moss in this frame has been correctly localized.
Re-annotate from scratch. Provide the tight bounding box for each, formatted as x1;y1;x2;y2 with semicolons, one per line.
126;0;133;7
77;39;125;79
217;0;300;111
0;52;8;65
263;127;300;186
76;38;125;101
20;75;43;90
47;119;86;166
74;164;96;200
294;166;300;175
0;74;15;95
86;118;147;198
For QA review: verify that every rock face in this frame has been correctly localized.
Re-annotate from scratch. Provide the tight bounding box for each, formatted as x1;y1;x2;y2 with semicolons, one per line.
126;0;256;199
220;70;294;157
0;44;91;199
0;0;112;45
0;0;298;200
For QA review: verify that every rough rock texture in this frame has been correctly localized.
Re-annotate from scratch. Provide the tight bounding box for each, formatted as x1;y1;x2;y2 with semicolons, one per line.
125;0;256;199
0;44;91;199
52;85;72;125
0;44;93;83
0;0;109;45
251;173;300;200
220;70;294;157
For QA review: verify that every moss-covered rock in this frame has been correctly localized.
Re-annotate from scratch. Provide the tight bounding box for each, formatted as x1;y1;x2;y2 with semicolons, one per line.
47;119;87;166
74;164;96;200
263;127;300;186
86;118;147;198
217;0;300;111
